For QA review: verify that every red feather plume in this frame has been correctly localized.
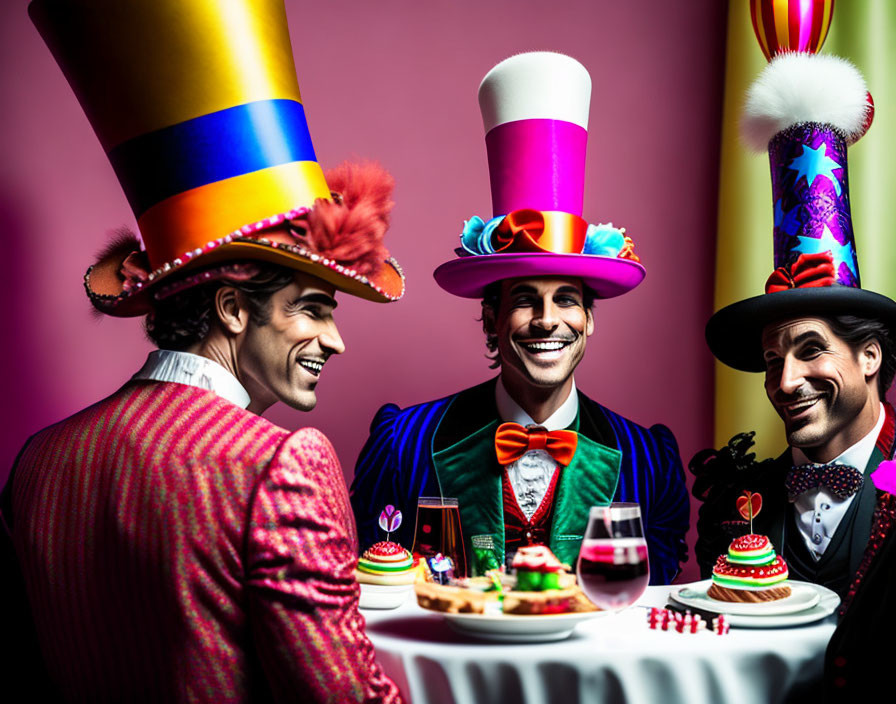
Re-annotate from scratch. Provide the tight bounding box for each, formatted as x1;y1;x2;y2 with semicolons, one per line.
294;161;395;276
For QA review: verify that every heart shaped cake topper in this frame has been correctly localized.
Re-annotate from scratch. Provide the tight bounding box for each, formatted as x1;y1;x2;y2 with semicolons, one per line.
736;491;762;529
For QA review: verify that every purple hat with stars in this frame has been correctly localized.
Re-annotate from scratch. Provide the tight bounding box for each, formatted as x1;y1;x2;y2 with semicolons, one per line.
706;52;896;372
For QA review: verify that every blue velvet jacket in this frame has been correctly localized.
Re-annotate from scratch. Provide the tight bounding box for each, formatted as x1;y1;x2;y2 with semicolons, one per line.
350;380;689;584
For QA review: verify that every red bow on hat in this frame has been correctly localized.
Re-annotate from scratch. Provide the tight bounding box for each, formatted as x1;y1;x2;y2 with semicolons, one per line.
494;422;578;466
490;209;587;255
765;252;836;293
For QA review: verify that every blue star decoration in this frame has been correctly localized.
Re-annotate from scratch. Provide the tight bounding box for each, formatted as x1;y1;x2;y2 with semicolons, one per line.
795;225;858;278
773;199;802;237
788;143;842;197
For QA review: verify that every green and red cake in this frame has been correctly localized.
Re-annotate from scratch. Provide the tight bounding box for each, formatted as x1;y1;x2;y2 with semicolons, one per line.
356;541;416;586
503;545;597;615
707;534;791;603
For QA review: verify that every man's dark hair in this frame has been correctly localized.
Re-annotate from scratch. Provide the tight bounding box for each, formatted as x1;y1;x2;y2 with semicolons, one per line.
479;280;596;368
825;314;896;396
145;263;296;350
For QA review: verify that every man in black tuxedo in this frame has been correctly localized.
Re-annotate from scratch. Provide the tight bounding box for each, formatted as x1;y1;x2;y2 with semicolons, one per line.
693;313;896;598
693;15;896;702
690;48;896;599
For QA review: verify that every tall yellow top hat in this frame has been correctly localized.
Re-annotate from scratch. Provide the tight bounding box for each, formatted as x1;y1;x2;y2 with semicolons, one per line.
29;0;404;315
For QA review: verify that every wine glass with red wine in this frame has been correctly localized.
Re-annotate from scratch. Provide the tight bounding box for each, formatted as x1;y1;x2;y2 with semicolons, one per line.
411;496;468;578
576;503;649;611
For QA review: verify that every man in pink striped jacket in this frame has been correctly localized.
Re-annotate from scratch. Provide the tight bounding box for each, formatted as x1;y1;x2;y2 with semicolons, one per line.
3;1;405;700
3;172;406;702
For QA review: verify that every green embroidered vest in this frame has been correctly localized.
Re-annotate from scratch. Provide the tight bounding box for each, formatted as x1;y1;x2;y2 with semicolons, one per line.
432;409;622;567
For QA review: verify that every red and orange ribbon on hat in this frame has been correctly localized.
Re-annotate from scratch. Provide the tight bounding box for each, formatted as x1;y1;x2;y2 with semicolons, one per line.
491;210;588;255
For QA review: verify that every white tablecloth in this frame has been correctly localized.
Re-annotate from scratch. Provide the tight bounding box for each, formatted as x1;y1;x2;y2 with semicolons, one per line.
362;585;835;704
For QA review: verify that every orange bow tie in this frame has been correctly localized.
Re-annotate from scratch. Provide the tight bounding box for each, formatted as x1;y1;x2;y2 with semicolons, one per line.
494;422;578;466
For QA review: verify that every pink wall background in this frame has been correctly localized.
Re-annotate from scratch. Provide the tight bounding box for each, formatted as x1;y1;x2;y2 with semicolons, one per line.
0;0;727;579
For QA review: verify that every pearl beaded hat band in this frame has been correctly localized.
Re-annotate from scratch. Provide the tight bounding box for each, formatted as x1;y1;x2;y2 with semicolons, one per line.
30;0;404;317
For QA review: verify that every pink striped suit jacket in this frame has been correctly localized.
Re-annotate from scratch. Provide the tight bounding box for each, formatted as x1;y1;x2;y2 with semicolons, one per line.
5;381;401;703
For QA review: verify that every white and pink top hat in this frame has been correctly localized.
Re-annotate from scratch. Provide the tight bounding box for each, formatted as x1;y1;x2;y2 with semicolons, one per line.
434;51;645;299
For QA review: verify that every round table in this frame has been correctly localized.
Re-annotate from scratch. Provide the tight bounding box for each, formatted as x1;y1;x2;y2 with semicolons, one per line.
362;584;835;704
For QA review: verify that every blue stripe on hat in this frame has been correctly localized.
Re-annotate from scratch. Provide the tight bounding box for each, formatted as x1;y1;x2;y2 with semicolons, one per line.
108;99;317;217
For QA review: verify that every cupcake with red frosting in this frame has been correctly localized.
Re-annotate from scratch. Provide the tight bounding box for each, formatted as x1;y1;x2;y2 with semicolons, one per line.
356;506;417;609
707;534;791;603
356;541;416;586
356;540;417;609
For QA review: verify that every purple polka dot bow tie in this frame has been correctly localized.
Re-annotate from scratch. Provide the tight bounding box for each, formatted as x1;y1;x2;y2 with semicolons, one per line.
784;463;864;502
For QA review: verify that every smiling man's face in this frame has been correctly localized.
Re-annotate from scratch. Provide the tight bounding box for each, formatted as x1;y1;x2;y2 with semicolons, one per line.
485;276;594;397
236;272;345;413
762;316;881;462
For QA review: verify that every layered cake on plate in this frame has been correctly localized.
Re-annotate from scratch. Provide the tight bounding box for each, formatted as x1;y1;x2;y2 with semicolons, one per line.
356;541;416;609
707;534;791;603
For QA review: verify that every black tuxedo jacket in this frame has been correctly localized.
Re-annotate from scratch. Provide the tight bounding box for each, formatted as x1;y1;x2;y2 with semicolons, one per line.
692;404;895;598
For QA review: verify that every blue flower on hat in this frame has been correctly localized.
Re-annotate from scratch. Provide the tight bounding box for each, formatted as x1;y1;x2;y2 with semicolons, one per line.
459;215;505;255
583;223;626;256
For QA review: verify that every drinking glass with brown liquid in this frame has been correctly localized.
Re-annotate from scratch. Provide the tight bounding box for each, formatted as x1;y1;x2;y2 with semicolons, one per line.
411;496;468;578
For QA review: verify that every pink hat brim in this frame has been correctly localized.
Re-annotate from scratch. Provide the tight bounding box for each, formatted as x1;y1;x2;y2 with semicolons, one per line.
433;253;646;299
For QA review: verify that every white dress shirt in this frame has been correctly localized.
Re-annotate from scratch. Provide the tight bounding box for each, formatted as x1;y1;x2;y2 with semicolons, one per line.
132;349;251;409
790;403;885;560
495;377;579;519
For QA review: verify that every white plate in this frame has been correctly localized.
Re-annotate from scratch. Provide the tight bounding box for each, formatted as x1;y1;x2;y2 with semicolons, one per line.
433;609;610;642
670;580;840;627
359;583;413;610
673;579;820;616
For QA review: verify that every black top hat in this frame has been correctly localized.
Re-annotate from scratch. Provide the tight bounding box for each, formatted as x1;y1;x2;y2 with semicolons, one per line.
706;48;896;372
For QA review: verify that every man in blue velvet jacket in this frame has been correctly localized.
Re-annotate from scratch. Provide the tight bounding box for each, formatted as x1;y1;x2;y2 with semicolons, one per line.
349;52;688;583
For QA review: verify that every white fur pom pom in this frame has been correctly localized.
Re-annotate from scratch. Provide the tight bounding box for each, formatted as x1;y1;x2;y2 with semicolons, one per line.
741;53;870;152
